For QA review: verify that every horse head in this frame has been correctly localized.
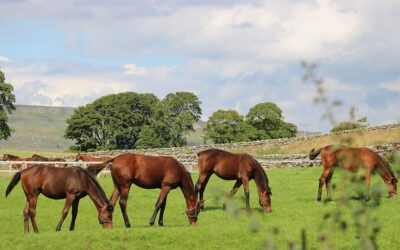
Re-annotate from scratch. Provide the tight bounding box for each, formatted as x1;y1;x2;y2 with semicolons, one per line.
98;203;114;229
186;200;201;226
259;187;272;213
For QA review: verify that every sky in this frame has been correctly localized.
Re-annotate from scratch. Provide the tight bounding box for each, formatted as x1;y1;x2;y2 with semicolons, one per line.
0;0;399;132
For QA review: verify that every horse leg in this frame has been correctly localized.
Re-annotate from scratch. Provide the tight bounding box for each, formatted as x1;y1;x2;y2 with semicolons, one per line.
195;173;211;210
23;201;29;233
28;195;39;234
221;179;243;210
158;197;168;226
325;169;334;201
69;198;80;231
149;185;171;226
242;178;250;210
364;170;372;201
318;168;331;202
56;194;76;231
119;184;132;228
109;184;120;207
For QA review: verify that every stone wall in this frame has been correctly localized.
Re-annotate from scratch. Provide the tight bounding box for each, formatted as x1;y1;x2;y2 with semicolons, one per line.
88;123;400;171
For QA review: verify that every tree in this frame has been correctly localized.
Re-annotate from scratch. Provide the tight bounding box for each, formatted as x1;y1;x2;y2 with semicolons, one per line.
159;92;202;147
205;110;256;143
330;117;368;132
65;92;159;151
246;102;297;139
65;91;202;151
0;69;16;140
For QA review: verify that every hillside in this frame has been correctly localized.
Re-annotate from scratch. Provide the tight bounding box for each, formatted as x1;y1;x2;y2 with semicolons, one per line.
0;105;208;152
0;105;75;152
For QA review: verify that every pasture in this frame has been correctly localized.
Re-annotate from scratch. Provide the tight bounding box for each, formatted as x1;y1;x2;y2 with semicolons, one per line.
0;166;399;250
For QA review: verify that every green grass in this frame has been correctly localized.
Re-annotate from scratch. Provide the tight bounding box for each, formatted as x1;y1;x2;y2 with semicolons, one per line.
0;167;399;249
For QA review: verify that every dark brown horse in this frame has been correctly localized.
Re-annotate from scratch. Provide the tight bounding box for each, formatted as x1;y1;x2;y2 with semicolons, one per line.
309;145;398;201
5;165;113;233
75;153;111;162
195;149;272;213
2;154;35;169
94;153;200;227
32;154;67;167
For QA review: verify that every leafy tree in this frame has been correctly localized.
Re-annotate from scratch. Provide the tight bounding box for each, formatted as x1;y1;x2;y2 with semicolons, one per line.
0;69;16;140
205;110;256;143
246;102;297;139
65;92;159;151
65;91;202;151
159;92;202;147
330;117;369;132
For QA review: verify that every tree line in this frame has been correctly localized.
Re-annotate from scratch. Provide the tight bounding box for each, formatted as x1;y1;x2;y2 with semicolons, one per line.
64;91;297;151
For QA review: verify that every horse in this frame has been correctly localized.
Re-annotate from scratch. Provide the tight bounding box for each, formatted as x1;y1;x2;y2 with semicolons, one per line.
309;145;398;201
32;154;67;167
2;154;35;170
5;165;114;233
195;149;272;213
75;153;111;162
94;153;200;227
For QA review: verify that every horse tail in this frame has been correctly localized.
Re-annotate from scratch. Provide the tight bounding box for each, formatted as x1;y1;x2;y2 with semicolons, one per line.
309;148;323;160
85;158;114;176
6;170;23;197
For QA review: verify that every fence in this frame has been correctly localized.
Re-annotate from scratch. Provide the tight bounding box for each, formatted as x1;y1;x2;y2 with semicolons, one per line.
0;161;109;175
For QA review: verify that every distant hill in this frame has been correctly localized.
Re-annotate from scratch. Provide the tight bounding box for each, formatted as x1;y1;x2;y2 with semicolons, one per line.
0;105;208;152
0;105;75;152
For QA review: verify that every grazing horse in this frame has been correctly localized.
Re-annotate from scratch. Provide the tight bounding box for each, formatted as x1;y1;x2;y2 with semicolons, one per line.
32;154;67;167
2;154;35;170
95;153;200;227
195;149;272;213
309;145;398;201
5;165;113;233
75;153;111;162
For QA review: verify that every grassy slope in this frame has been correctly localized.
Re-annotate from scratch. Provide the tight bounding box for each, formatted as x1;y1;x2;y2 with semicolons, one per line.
0;167;399;250
0;105;75;152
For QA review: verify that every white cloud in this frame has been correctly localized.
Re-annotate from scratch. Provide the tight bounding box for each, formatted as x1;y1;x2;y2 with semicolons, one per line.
124;64;148;76
0;56;12;63
378;80;400;91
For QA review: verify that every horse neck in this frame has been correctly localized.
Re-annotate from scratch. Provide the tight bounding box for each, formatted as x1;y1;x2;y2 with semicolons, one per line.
180;171;197;208
253;165;268;196
85;174;108;210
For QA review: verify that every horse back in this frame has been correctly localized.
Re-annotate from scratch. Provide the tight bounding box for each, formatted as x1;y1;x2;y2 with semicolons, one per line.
112;153;183;189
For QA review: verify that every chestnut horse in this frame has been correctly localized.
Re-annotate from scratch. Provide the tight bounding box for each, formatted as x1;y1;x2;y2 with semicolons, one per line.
195;149;272;213
75;153;111;162
5;165;113;233
94;153;200;227
309;145;398;201
32;154;67;167
2;154;35;169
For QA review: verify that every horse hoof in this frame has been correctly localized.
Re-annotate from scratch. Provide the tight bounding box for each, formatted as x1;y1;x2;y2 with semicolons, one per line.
149;222;155;226
158;223;164;227
317;198;321;202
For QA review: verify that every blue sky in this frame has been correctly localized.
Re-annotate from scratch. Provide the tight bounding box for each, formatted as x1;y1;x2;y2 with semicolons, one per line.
0;0;399;132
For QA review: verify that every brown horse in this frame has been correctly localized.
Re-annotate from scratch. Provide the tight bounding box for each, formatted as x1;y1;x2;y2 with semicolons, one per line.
94;153;200;227
5;165;113;233
2;154;35;169
32;154;67;167
309;145;398;201
75;153;111;162
195;149;272;213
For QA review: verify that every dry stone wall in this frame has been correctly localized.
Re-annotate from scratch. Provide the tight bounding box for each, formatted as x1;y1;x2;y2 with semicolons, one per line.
89;124;400;171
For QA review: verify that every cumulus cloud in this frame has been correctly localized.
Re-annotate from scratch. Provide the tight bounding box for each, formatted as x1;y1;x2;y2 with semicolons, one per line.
124;64;148;76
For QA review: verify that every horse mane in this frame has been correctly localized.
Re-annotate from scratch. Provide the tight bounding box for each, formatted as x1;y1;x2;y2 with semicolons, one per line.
81;168;109;204
249;155;269;189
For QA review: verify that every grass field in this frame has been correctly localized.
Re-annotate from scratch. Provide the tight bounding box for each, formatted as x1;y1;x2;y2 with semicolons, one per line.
0;167;399;250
